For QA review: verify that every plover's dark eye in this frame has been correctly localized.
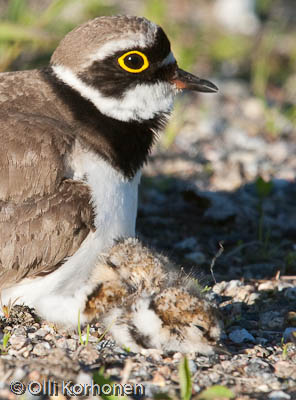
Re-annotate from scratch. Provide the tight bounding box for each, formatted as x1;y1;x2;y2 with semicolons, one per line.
118;51;149;73
126;54;144;69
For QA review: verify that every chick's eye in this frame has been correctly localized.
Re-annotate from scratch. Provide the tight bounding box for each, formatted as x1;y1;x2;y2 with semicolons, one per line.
195;325;206;333
118;51;149;73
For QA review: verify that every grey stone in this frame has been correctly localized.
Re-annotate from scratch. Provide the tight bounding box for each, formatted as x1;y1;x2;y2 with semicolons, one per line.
283;328;296;342
32;343;50;356
9;335;28;350
66;338;77;351
260;312;285;329
188;359;197;374
34;329;48;338
13;327;27;337
284;287;296;300
268;391;291;400
245;358;272;376
229;328;255;343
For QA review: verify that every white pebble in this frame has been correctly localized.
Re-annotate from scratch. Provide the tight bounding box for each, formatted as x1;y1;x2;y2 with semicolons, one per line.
268;391;291;399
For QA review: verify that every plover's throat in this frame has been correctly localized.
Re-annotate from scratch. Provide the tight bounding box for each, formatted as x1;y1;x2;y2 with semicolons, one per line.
42;67;169;179
52;65;175;122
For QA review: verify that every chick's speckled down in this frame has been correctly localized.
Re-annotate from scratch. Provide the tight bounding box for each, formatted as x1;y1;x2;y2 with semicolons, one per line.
84;238;224;354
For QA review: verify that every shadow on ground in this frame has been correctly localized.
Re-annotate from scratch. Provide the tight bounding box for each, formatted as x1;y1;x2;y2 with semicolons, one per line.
137;171;296;282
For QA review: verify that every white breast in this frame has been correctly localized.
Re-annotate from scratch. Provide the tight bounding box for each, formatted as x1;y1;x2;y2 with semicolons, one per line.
68;141;141;246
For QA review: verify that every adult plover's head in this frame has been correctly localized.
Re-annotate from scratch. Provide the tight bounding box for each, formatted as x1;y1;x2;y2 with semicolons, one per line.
51;15;217;123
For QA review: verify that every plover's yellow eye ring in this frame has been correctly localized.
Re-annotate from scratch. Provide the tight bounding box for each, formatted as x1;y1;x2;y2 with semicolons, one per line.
118;51;149;73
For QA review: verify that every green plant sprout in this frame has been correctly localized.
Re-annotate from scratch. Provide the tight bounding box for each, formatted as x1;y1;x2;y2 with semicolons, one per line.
0;296;20;319
97;318;116;343
255;176;273;252
179;356;192;400
77;309;90;346
0;332;11;354
93;367;128;400
197;385;235;400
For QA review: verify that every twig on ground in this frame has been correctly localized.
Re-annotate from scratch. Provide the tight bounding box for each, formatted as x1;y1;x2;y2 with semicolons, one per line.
210;241;224;284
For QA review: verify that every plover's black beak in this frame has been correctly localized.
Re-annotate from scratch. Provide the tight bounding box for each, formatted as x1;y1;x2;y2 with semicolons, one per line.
171;68;218;93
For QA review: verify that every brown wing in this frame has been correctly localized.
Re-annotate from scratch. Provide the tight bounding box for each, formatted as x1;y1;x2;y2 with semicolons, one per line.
0;112;94;290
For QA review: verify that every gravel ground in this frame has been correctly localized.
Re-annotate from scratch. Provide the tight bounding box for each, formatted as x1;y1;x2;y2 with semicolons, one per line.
0;278;295;399
0;82;295;399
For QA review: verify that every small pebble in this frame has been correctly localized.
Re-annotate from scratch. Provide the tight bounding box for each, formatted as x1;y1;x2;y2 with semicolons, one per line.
78;345;99;364
284;287;296;300
13;327;27;336
283;327;296;342
258;384;270;392
229;328;255;343
152;371;166;386
55;337;67;349
12;367;26;381
268;391;291;400
172;352;183;360
66;338;77;351
260;312;285;329
34;328;48;338
258;281;275;291
286;311;296;327
188;359;197;374
9;335;27;350
32;343;50;356
76;371;92;385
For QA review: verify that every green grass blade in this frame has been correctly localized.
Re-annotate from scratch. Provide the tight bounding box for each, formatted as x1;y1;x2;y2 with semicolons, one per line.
197;385;235;400
77;309;84;346
179;356;192;400
2;332;11;349
255;176;273;199
93;368;128;399
4;0;28;23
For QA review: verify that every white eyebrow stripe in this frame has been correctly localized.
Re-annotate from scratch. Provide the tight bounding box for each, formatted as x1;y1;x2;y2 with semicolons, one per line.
87;37;149;64
161;52;176;66
84;22;158;66
85;39;175;69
